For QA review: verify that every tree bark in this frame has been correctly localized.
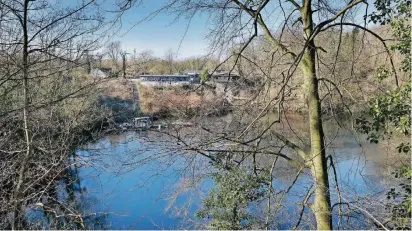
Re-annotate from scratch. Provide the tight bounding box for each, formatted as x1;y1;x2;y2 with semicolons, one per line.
300;1;332;229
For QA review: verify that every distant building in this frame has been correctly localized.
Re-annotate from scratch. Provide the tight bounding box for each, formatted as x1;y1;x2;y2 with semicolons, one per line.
90;68;114;78
137;74;199;86
183;70;201;83
133;70;244;86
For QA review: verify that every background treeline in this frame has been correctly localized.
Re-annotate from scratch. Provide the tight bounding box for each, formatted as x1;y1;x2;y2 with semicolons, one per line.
92;42;221;77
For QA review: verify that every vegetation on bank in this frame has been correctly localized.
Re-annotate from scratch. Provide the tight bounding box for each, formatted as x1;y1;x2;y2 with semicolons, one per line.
137;83;232;119
356;0;411;228
97;79;138;122
0;73;117;229
1;72;139;229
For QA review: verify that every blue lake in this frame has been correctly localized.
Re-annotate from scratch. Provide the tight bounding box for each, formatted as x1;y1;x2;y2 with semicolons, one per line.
72;129;398;229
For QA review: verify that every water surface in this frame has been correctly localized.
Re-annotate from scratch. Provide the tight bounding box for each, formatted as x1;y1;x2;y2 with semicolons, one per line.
73;127;399;229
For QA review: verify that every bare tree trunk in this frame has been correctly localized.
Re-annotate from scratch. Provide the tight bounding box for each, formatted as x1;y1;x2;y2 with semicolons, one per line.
86;51;92;74
301;1;332;229
122;53;127;78
12;0;30;229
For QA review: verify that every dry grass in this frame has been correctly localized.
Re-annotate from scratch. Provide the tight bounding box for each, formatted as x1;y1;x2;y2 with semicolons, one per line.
138;84;202;117
98;79;134;99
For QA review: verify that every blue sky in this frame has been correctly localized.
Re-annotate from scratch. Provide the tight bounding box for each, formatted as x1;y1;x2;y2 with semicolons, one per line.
108;1;210;59
101;0;371;59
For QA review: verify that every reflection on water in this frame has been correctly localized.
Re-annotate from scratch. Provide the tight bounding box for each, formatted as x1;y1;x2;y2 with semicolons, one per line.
73;128;399;229
74;132;212;229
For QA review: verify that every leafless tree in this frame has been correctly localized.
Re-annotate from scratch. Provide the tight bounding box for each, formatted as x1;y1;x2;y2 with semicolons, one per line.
136;50;155;74
115;0;406;229
95;52;105;68
106;41;122;74
120;50;129;78
164;48;175;74
0;0;128;229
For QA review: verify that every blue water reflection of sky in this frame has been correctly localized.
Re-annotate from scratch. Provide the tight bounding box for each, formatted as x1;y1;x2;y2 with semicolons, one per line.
75;132;213;229
74;128;394;230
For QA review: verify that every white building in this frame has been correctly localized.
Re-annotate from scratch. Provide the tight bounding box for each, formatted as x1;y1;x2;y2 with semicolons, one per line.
137;74;199;86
